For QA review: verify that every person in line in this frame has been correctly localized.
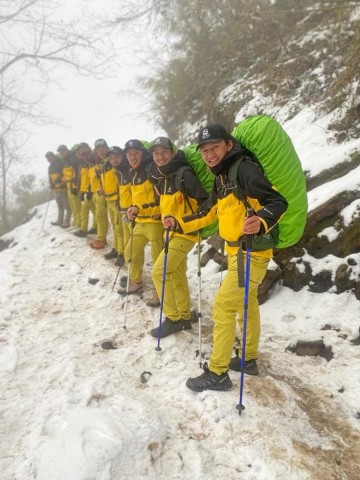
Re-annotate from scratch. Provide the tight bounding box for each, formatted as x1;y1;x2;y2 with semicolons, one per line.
141;136;209;335
115;143;134;290
165;124;288;392
117;139;163;302
45;151;71;228
89;139;110;250
101;146;129;266
73;143;97;238
58;144;82;229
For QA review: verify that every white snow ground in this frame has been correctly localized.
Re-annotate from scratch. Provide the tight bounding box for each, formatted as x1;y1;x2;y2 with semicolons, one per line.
1;111;360;479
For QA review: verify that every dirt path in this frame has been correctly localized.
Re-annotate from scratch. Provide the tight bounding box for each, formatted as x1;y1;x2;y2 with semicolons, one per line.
254;357;360;480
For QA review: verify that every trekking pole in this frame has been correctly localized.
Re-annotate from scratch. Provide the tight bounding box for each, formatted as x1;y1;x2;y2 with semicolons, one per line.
236;208;254;415
197;233;203;366
123;220;136;330
112;211;124;292
155;227;170;351
112;267;121;292
40;194;52;232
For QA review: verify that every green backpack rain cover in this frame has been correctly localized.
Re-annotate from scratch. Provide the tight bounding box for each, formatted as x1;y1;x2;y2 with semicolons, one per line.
183;144;218;238
231;115;307;248
140;140;152;151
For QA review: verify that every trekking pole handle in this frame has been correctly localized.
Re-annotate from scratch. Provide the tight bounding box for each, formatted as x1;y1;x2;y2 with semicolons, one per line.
245;208;254;250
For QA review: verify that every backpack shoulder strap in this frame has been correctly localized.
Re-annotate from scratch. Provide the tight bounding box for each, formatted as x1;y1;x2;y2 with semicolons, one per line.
228;156;253;210
174;165;193;193
174;165;196;214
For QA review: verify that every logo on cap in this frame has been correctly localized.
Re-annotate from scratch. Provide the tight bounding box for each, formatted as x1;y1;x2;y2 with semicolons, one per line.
125;139;145;151
201;128;210;140
94;139;107;147
155;138;161;144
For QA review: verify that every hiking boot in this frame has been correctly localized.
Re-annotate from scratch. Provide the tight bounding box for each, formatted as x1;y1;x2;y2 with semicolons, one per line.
51;220;63;226
114;254;124;267
74;230;87;238
117;281;143;296
146;293;160;308
228;357;259;376
87;227;97;234
186;363;233;392
150;318;192;338
61;223;70;228
119;275;127;288
181;319;192;330
104;248;118;260
90;240;107;249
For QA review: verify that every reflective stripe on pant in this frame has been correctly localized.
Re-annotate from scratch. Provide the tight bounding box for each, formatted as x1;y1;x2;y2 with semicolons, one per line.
93;192;108;241
67;191;82;228
107;201;128;254
152;236;195;321
209;253;269;375
125;222;163;284
80;197;96;232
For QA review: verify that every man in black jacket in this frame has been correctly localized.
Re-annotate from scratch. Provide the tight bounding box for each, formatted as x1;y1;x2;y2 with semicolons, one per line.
164;124;288;391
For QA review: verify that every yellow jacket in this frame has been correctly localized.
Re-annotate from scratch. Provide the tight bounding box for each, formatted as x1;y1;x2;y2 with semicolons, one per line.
129;158;161;224
143;152;208;240
88;163;102;193
101;160;119;202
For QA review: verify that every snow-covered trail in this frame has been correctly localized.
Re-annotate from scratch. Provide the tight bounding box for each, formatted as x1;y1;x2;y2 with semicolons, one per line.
1;202;360;480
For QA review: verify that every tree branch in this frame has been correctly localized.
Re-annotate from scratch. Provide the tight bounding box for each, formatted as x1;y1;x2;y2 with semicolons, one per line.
0;0;38;25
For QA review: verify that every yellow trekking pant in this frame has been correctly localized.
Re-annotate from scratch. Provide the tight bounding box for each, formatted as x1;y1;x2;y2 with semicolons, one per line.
67;191;82;228
152;236;196;321
107;201;129;254
125;222;163;284
93;192;108;241
123;219;132;244
209;253;269;375
80;197;96;232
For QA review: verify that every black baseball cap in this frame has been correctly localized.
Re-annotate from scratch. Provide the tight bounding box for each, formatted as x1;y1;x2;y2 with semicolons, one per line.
149;136;173;152
124;139;145;152
94;138;108;148
57;144;67;152
76;142;90;151
196;124;230;150
107;146;123;156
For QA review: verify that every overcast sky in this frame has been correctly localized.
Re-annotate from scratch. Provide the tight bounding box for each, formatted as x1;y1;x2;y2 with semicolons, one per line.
11;0;166;185
31;72;164;177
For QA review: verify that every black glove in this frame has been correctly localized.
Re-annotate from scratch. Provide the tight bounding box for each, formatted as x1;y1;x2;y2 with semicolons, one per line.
86;192;93;200
80;192;85;201
71;187;78;195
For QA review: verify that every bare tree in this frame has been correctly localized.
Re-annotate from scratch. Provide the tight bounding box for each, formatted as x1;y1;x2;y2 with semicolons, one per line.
0;0;119;231
0;106;31;230
114;0;360;144
0;134;8;230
